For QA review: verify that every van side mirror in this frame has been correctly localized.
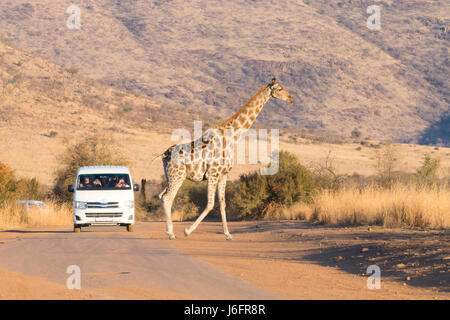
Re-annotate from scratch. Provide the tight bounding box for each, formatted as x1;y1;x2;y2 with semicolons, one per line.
133;184;139;192
68;185;74;193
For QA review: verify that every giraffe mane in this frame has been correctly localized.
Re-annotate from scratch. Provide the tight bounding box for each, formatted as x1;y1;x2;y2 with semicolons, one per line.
213;84;269;129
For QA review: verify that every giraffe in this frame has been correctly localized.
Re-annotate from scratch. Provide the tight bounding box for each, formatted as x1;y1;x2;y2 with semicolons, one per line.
156;78;293;240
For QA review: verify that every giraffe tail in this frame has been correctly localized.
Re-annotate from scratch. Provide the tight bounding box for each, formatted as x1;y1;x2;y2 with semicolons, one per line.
158;187;167;199
150;153;164;166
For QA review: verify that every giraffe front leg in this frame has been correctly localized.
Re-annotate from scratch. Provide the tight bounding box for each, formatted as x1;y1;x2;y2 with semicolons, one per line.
161;179;184;240
184;176;219;237
162;199;176;240
218;175;233;240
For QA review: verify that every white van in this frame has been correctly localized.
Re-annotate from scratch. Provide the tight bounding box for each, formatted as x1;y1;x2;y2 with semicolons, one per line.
68;166;139;233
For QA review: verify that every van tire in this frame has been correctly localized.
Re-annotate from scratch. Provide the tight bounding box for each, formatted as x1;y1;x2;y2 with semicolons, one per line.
74;226;81;233
126;224;134;232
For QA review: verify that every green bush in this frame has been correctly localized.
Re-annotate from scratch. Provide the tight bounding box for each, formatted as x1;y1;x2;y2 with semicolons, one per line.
415;153;440;187
230;151;319;219
174;179;208;213
229;173;269;219
52;136;129;203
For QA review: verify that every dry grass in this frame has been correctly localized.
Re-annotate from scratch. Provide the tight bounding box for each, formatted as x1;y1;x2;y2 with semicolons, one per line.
310;184;450;229
267;202;313;221
0;201;72;230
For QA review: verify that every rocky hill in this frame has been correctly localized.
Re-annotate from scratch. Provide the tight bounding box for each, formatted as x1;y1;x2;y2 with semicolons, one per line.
0;0;448;144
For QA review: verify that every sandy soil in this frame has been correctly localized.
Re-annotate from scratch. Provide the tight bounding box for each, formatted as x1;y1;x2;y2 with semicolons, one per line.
158;221;450;300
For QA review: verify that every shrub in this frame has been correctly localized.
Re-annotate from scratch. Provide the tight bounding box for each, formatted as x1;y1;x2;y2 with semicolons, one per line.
0;162;16;204
9;74;22;84
15;177;46;201
415;153;440;187
0;162;45;205
311;150;345;190
230;172;270;219
374;144;399;186
52;136;129;203
173;179;208;218
230;151;319;220
144;178;210;221
68;67;78;75
351;128;362;138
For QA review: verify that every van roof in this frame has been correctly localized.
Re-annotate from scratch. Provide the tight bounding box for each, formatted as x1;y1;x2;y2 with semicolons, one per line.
77;166;131;174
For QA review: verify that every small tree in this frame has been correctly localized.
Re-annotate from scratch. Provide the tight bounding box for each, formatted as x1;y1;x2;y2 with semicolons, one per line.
0;162;17;204
415;153;440;187
53;136;129;203
374;144;398;186
312;150;344;190
0;162;45;204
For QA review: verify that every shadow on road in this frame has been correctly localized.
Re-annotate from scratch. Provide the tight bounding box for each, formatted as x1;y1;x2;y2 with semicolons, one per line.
228;220;330;234
1;229;73;234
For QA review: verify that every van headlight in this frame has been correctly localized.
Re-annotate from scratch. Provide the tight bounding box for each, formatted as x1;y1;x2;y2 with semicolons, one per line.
123;200;134;209
74;201;88;209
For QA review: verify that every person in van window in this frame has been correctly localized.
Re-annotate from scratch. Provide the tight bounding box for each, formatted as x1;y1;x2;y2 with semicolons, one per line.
109;176;119;188
115;178;129;188
93;178;102;187
79;177;93;188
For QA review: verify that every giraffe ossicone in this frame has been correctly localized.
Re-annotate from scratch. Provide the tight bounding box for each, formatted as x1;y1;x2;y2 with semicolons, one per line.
157;78;293;240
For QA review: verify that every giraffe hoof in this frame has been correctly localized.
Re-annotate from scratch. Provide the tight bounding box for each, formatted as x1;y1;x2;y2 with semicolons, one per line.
225;234;234;241
184;228;191;237
166;232;176;240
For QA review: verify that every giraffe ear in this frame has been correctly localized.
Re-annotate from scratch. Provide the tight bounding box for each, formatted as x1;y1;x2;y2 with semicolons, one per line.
269;78;279;90
202;134;216;147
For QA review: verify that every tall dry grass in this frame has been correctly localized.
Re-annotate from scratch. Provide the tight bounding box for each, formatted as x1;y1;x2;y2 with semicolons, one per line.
265;202;313;220
309;183;450;229
0;201;72;230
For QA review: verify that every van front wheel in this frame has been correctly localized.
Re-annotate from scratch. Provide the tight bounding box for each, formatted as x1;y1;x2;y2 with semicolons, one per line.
126;224;134;232
74;226;81;233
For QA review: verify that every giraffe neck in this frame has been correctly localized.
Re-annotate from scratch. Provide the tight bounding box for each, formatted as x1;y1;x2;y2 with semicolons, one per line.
214;84;272;139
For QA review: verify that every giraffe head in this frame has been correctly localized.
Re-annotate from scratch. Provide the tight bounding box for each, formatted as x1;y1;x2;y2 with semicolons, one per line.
268;78;293;104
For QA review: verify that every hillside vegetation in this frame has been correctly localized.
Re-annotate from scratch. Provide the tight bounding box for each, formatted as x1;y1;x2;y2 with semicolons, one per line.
0;0;448;144
0;40;213;135
1;39;449;188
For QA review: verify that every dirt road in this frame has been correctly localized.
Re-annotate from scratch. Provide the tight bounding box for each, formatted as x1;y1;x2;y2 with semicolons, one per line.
0;225;276;299
0;221;448;299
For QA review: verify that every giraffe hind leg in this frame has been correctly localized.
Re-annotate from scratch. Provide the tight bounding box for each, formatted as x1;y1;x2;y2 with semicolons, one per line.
218;175;233;240
184;176;219;237
158;187;167;199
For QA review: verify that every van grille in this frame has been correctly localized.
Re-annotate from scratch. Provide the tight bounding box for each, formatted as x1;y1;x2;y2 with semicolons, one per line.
87;202;119;209
85;212;123;218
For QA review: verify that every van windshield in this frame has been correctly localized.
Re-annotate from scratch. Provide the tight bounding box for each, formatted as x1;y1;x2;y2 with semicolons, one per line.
77;174;131;190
